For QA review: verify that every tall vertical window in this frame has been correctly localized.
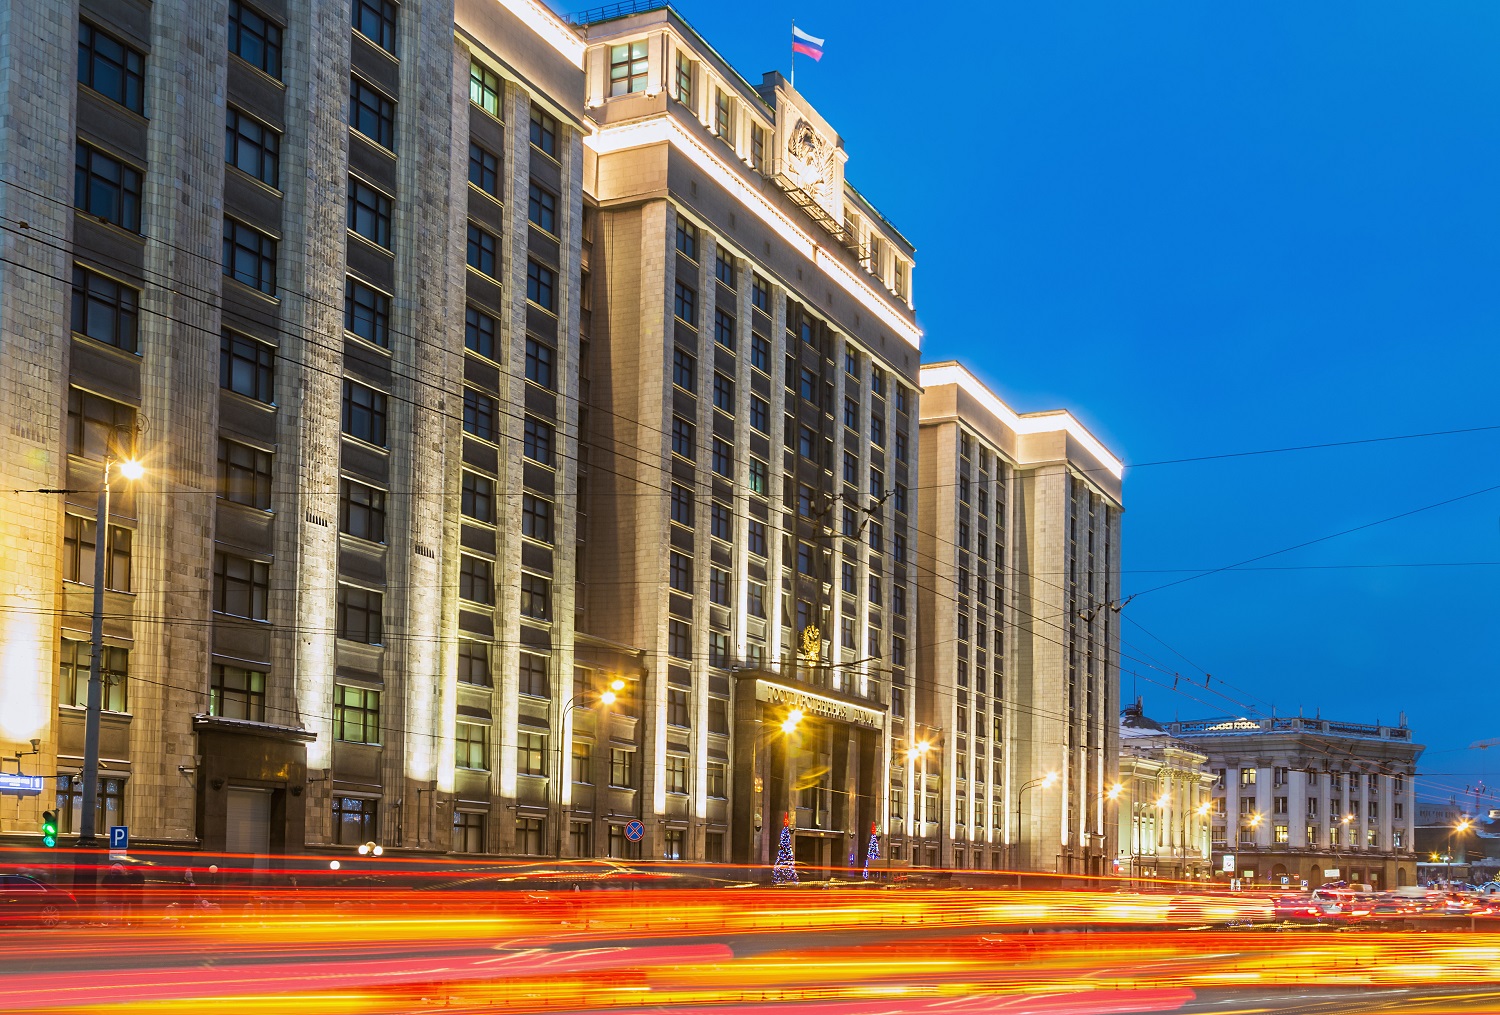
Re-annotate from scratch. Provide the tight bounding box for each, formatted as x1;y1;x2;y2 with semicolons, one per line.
219;331;275;402
669;484;693;527
352;0;398;53
78;22;145;113
349;76;395;149
213;552;270;620
714;309;735;349
333;686;381;744
218;439;273;509
333;797;378;845
460;471;495;523
462;388;497;441
225;107;280;187
223;217;278;295
676;218;698;259
608;41;648;96
59;639;129;713
669;551;692;592
750;333;770;372
674;283;697;325
520;494;553;543
527;260;555;310
337;585;384;643
468;142;499;195
341;380;387;446
519;573;551;620
749;394;769;433
75;143;142;232
62;515;132;591
457;640;491;686
527;181;556;233
71;265;139;353
524;337;555;388
714;89;733;141
210;664;266;721
339;478;386;543
228;1;282;79
469;60;501;116
519;652;550;698
675;51;694;109
345;277;391;347
667;620;691;660
672;348;696;389
523;416;555;465
529;108;557;157
750;123;766;173
453;811;485;852
715;248;735;287
464;305;495;359
347;177;392;248
466;224;497;276
458;554;494;604
455;722;489;770
752;275;770;311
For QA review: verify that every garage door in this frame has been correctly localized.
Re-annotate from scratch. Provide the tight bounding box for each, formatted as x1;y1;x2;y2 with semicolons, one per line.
226;787;272;855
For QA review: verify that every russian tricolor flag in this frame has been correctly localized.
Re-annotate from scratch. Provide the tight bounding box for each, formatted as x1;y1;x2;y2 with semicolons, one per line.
792;26;825;61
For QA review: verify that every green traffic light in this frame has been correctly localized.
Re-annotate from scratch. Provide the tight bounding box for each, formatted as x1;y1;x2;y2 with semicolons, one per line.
41;810;58;848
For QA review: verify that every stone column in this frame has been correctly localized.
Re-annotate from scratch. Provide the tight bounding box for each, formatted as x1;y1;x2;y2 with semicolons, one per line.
1289;769;1308;848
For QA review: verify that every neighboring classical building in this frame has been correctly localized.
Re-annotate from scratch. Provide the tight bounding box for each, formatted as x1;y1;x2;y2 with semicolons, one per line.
1116;701;1214;881
1172;715;1424;889
916;363;1124;875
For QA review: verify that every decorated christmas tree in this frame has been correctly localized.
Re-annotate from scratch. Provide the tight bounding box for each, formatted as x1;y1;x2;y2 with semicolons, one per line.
772;812;798;884
863;823;880;880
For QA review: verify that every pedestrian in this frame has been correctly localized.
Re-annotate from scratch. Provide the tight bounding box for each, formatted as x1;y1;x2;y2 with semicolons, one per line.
101;862;128;923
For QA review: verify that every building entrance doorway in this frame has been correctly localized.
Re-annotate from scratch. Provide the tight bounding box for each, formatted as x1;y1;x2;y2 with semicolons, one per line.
226;787;271;855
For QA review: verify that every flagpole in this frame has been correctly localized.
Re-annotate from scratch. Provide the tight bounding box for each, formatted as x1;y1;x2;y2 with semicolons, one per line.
790;18;796;89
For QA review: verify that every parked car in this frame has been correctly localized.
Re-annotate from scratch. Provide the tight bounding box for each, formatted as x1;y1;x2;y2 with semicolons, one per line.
0;873;77;928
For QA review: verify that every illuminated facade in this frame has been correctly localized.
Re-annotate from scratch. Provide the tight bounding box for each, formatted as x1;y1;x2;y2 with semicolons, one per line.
1116;701;1214;881
916;363;1123;874
1173;715;1423;889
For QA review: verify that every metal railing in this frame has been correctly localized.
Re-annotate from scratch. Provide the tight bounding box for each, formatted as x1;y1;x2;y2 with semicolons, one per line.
565;0;667;26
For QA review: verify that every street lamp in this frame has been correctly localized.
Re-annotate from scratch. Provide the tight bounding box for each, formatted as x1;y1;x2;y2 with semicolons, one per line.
357;841;384;857
910;740;933;865
1014;771;1057;877
77;441;142;847
553;678;627;858
1447;819;1472;885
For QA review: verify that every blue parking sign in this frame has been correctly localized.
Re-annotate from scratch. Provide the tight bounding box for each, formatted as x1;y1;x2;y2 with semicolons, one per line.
109;825;128;852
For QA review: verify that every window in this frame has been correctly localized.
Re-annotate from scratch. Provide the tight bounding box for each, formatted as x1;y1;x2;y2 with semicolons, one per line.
798;425;816;459
527;260;556;310
1241;767;1257;786
747;581;766;617
468;142;499;195
337;585;384;643
518;652;549;698
571;741;592;783
342;379;387;446
748;457;768;494
218;439;272;509
674;282;697;326
715;248;736;287
345;278;390;347
798;366;818;402
871;416;885;447
220;331;275;402
469;59;500;116
79;21;145;112
669;552;692;592
740;333;766;374
747;519;767;557
522;416;555;466
714;310;736;350
521;494;553;543
869;521;883;554
75;143;141;232
710;502;731;541
453;722;489;770
671;415;696;458
670;484;693;526
676;218;698;260
349;76;395;149
668;688;690;728
711;437;732;477
229;1;282;78
712;372;735;411
893;584;906;616
892;636;906;668
352;0;398;52
797;542;816;576
347;177;392;247
71;265;139;353
609;40;648;96
843;397;858;429
467;223;497;276
752;275;770;311
871;367;886;396
673;347;696;389
709;567;730;606
893;483;908;515
339;478;386;543
223;217;278;294
462;388;496;442
707;761;727;798
461;305;496;360
667;755;688;794
225;107;280;187
210;663;266;721
749;395;769;433
668;619;691;660
750;122;766;173
893;533;907;563
529;107;557;157
58;639;129;712
458;640;490;686
714;88;734;141
453;811;485;853
674;50;694;108
460;471;495;522
62;515;131;591
610;749;634;788
525;338;555;389
213;552;269;620
458;555;493;604
894;431;908;462
333;796;377;844
520;573;550;621
528;181;556;233
517;732;546;776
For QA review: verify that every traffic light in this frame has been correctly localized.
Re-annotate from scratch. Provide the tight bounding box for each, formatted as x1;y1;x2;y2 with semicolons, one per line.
41;811;58;848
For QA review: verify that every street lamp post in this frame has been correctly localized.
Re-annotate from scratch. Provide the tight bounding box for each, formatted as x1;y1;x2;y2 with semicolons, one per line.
77;449;142;847
1447;818;1472;886
553;678;625;859
1013;771;1057;882
910;740;931;865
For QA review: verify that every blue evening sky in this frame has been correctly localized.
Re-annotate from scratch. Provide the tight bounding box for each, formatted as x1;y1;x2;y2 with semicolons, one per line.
621;0;1500;807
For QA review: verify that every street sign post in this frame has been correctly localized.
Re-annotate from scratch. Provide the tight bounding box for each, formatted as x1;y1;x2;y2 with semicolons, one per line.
1222;854;1236;873
624;819;644;842
109;825;128;860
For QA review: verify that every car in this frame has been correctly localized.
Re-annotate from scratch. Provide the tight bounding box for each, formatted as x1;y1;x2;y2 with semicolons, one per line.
0;873;77;928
